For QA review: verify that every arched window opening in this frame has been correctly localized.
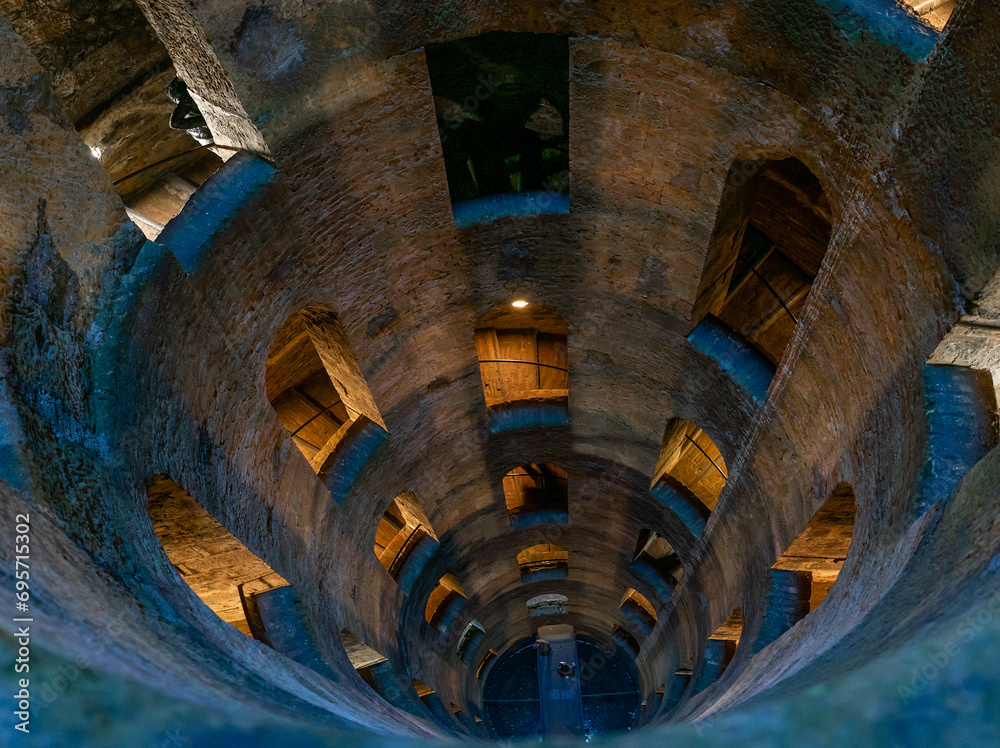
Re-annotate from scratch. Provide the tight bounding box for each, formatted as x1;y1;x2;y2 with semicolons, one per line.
105;87;227;241
452;700;478;734
771;484;857;612
631;530;681;602
527;593;569;618
425;574;467;633
620;589;657;637
645;682;667;714
339;628;423;715
927;336;1000;420
477;649;499;679
340;628;388;671
611;625;640;657
426;32;570;225
147;476;288;637
691;157;832;365
475;306;569;417
2;3;234;241
503;463;569;528
901;0;956;30
412;679;459;730
267;306;386;478
753;485;856;652
457;620;487;663
413;678;435;698
694;609;742;693
518;543;569;582
4;1;275;245
710;608;743;646
659;660;694;717
374;492;438;580
652;418;727;510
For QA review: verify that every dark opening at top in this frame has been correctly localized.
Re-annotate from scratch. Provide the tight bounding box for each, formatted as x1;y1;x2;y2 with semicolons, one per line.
426;32;570;224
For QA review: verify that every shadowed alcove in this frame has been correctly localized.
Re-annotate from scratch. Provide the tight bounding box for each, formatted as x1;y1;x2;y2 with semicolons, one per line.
690;157;833;366
426;31;570;223
266;305;386;474
147;475;288;635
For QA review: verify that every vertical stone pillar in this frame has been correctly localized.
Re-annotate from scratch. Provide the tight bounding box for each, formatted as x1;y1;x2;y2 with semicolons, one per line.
752;568;812;653
893;0;1000;297
536;624;584;737
133;0;269;157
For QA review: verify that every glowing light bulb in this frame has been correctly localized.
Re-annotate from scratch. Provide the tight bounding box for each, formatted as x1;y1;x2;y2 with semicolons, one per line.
512;300;529;308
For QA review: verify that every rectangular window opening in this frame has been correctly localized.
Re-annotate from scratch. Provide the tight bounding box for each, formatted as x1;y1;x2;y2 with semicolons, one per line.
426;32;570;226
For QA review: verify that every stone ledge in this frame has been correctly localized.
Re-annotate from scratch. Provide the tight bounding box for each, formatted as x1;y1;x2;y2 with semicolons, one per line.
156;151;276;273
